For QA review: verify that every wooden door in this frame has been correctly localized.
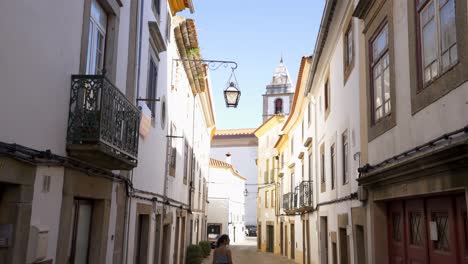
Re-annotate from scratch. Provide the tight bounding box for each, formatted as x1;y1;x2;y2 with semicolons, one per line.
291;224;295;259
267;225;274;252
456;195;468;264
280;223;284;255
321;217;328;264
426;197;458;264
257;222;261;250
306;220;311;264
303;220;306;263
405;199;428;263
388;201;405;264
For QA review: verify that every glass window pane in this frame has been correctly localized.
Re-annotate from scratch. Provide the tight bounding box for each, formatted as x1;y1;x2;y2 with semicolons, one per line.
374;63;383;121
439;0;456;55
91;0;107;30
421;18;437;68
373;25;388;60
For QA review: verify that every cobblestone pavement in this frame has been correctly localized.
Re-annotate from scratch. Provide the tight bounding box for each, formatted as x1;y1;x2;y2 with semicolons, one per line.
202;237;295;264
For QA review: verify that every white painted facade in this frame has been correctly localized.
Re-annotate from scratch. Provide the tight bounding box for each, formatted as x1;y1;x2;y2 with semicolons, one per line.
0;0;207;263
211;132;258;226
126;9;214;264
208;160;246;243
0;0;134;262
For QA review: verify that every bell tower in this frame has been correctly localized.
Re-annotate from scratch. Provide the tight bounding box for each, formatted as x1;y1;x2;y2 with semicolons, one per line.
262;57;295;122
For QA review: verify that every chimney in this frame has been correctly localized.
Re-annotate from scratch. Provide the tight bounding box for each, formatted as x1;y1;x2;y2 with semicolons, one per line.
225;152;232;164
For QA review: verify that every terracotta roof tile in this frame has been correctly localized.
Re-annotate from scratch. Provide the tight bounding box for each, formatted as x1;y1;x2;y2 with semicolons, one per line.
214;128;256;136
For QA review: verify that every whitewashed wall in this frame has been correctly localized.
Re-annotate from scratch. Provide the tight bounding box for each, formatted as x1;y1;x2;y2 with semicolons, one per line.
210;144;257;226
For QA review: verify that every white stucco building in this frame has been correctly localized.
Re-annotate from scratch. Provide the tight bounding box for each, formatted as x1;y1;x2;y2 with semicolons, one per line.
207;158;246;244
0;1;213;263
211;129;258;227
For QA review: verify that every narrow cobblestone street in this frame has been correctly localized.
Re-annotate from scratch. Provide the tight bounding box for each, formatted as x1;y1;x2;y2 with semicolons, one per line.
203;237;295;264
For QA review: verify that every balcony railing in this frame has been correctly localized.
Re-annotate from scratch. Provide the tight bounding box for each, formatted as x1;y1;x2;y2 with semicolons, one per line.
298;181;313;209
282;192;292;210
66;75;140;170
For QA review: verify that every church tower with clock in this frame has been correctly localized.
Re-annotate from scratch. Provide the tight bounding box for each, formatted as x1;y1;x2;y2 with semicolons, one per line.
262;57;295;122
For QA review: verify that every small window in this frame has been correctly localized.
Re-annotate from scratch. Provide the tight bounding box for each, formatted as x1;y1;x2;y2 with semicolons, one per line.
165;12;171;42
271;191;275;208
169;123;177;176
342;130;349;185
42;175;51;193
308;151;313;181
344;22;354;68
160;96;166;129
183;141;189;185
147;57;159;116
320;144;325;183
274;98;283;114
324;79;330;113
331;144;336;190
290;136;294;155
152;0;161;19
370;24;391;123
418;0;457;84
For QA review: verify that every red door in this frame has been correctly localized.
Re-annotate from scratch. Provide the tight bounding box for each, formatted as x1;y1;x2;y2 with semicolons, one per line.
406;199;428;263
388;195;468;264
426;197;457;264
456;195;468;264
388;201;406;264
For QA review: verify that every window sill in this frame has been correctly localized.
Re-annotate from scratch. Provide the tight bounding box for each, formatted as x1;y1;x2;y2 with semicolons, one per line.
368;113;396;142
419;62;459;93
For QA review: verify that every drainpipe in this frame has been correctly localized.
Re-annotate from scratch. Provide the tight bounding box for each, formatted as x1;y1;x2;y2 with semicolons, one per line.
123;0;144;263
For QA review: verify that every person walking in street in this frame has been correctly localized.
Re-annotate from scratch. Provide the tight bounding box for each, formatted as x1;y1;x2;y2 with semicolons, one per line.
212;234;233;264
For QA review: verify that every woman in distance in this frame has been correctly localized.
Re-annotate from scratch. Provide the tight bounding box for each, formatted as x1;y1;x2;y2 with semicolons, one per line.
212;234;233;264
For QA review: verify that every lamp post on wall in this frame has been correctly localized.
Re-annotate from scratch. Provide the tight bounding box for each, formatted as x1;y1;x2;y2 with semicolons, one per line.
173;59;241;108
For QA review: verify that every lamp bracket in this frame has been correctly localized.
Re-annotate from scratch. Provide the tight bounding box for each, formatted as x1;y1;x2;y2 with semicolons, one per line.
166;135;184;139
173;59;238;71
136;97;161;102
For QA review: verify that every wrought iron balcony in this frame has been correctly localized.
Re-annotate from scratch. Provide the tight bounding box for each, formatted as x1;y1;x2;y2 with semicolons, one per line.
282;192;292;210
66;75;140;170
298;181;313;211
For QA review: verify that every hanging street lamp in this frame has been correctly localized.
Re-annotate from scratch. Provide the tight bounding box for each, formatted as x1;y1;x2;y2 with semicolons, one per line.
243;188;248;197
224;82;241;108
172;59;241;108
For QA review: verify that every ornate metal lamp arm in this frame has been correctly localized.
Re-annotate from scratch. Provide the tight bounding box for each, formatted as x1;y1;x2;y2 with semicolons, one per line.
173;59;238;70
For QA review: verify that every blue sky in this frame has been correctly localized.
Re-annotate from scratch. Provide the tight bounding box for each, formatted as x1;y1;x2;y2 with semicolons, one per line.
181;0;325;129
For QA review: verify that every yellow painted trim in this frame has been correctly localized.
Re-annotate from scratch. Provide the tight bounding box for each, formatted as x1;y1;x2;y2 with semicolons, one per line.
282;57;312;134
254;115;285;138
274;134;289;152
